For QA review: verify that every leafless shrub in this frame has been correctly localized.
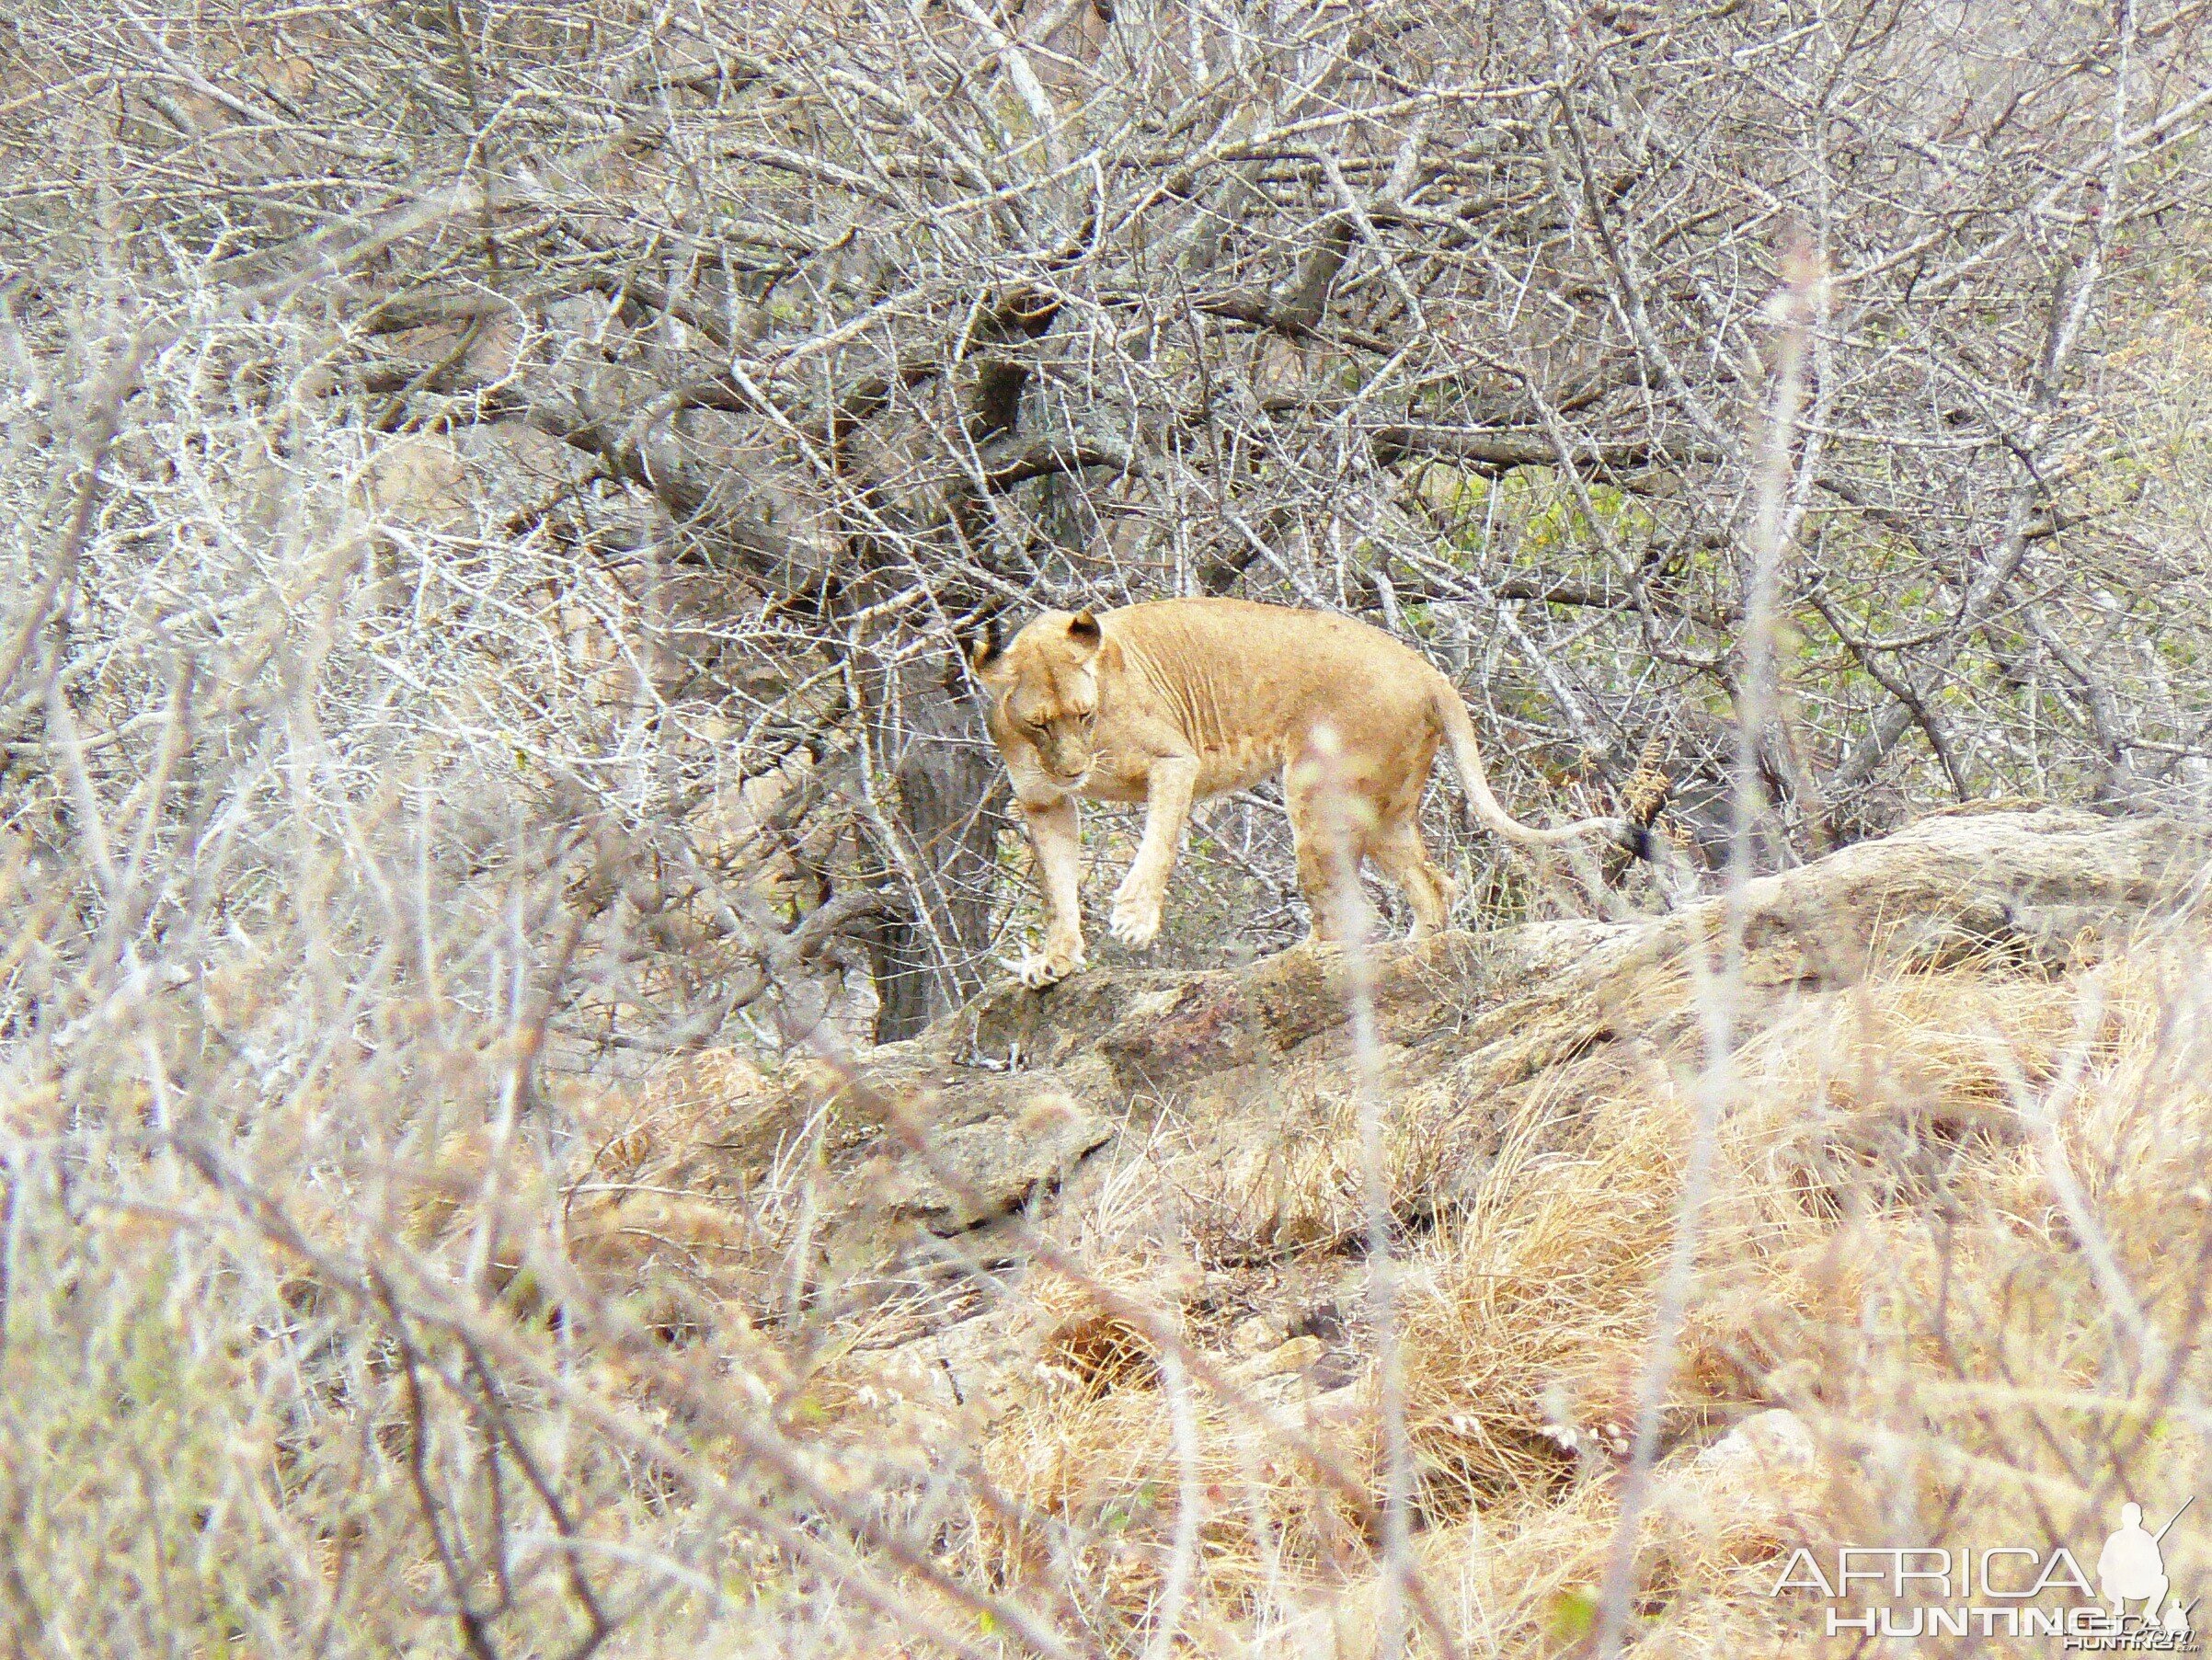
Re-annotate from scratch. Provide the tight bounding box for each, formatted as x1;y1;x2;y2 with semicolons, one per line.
5;1;2212;1655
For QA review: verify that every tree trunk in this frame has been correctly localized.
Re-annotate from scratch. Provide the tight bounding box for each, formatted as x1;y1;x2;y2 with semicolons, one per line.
865;636;1007;1040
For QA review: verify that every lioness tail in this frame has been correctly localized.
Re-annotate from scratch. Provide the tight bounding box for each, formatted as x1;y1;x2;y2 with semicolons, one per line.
1430;679;1630;851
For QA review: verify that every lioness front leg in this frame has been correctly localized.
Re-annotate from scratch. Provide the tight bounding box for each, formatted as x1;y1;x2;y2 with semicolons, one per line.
1018;795;1086;988
1110;754;1199;949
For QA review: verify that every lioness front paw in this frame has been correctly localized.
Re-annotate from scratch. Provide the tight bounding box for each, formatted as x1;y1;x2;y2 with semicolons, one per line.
1018;943;1085;989
1108;892;1162;948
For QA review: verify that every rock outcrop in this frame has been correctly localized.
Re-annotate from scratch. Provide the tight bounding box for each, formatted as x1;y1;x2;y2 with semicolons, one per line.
555;804;2212;1654
670;808;2207;1232
575;806;2212;1303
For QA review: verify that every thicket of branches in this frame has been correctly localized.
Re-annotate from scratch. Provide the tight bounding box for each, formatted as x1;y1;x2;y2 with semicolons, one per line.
11;0;2208;1039
4;1;2212;1654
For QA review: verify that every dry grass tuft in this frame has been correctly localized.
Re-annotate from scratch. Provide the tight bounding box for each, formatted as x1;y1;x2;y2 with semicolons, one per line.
877;919;2212;1656
389;893;2212;1657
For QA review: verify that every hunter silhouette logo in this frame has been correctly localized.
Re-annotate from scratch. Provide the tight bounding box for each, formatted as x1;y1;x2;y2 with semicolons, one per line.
2099;1501;2195;1640
1771;1498;2199;1648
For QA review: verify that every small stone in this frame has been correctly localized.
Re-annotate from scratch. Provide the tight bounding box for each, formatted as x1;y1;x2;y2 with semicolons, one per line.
1229;1314;1280;1355
1246;1334;1324;1376
1694;1407;1818;1474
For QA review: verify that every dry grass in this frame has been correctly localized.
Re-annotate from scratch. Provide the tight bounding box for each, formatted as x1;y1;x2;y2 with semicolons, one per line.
378;901;2206;1657
12;753;2212;1657
769;925;2211;1658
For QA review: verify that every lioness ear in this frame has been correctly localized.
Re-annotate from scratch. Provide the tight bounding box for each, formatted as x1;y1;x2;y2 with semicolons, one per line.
967;615;1003;675
1067;610;1102;647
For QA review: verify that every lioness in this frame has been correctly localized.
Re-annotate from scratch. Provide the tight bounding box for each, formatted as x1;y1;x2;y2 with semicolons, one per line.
971;597;1630;988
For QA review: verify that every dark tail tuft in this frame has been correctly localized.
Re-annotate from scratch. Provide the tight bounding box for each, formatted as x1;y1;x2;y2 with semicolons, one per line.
1617;734;1672;864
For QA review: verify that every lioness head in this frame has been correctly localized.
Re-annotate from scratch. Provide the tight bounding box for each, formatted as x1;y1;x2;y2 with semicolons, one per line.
971;610;1104;785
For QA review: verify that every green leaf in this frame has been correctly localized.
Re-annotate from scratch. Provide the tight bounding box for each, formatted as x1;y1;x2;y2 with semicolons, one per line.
1549;1586;1600;1640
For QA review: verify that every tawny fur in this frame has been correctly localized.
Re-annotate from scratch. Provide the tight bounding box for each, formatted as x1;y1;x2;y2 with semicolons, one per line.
971;597;1623;988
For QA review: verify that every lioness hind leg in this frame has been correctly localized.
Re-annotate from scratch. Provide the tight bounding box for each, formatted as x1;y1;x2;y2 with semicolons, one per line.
1286;774;1366;944
1368;814;1456;938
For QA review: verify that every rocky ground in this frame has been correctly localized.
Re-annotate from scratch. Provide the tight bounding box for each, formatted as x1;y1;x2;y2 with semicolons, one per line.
556;806;2212;1654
